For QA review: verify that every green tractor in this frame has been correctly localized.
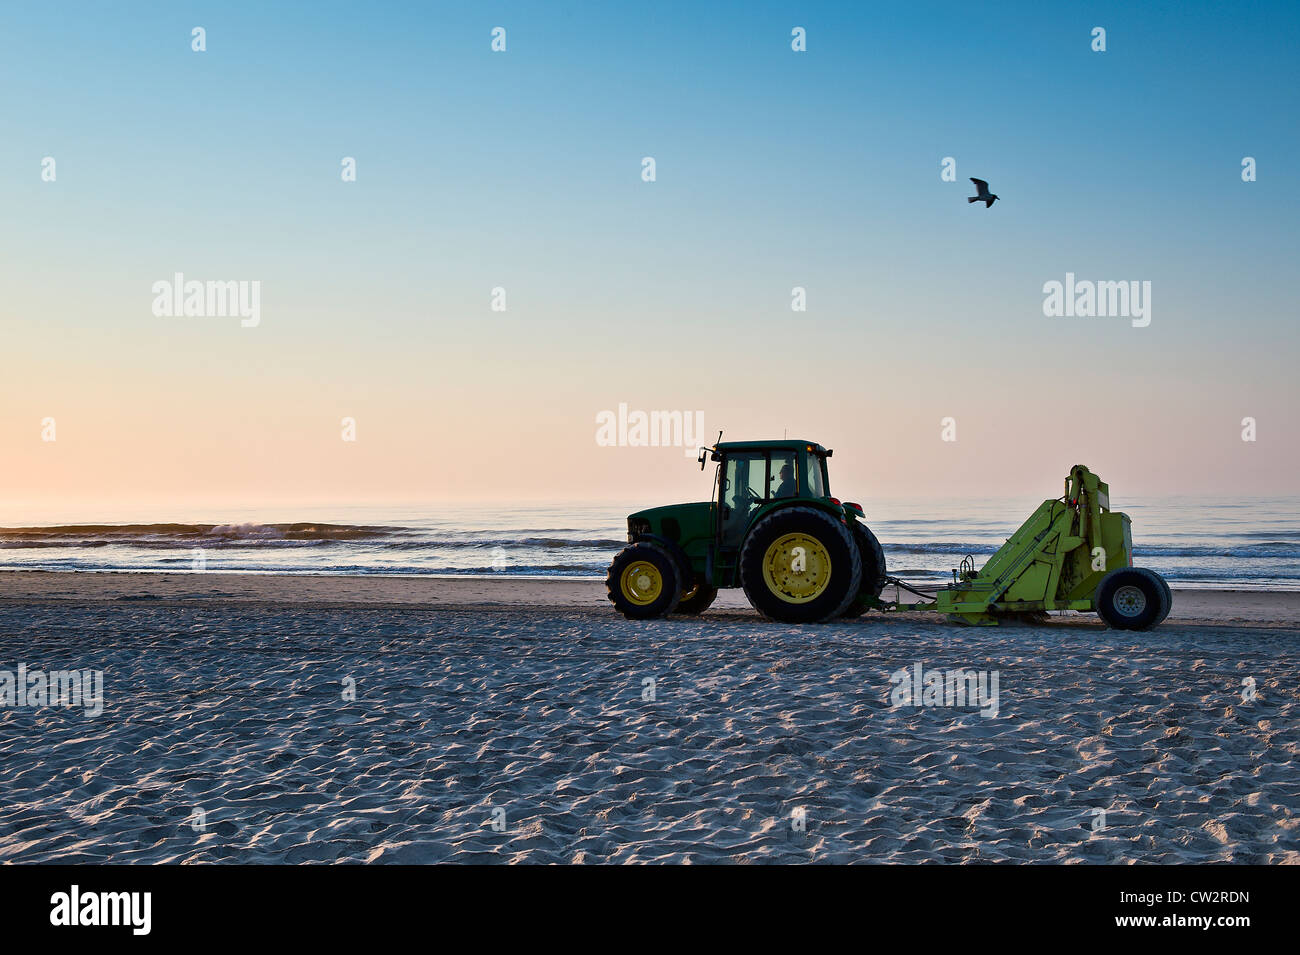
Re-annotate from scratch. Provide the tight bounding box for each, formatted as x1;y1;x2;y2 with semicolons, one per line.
606;439;886;623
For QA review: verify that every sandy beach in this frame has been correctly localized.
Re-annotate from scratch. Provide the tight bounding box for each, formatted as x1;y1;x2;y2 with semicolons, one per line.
0;571;1297;864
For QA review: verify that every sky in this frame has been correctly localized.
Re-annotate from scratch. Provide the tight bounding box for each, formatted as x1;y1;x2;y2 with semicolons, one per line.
2;0;1298;515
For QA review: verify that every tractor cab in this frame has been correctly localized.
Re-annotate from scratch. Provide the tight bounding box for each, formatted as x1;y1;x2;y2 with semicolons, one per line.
709;441;832;553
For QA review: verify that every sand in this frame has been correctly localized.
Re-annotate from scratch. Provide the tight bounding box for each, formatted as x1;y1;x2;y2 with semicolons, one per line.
0;570;1296;863
2;570;1299;624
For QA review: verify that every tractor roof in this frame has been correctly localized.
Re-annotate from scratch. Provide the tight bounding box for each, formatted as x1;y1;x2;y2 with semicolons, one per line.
713;439;829;455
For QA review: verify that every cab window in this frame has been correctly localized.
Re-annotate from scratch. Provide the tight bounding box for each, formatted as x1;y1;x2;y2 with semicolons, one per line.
722;452;768;508
806;453;828;498
770;452;798;498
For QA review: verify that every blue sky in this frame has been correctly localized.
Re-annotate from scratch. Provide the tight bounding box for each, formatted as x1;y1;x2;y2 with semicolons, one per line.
2;1;1297;506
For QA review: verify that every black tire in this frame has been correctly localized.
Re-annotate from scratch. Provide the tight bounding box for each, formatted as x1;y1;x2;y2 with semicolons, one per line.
1094;567;1164;631
1133;567;1172;626
842;522;887;618
675;579;719;615
606;542;681;619
740;506;862;623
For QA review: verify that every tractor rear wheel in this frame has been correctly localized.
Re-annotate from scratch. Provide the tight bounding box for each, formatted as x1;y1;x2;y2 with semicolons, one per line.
740;506;862;623
606;542;681;619
842;522;887;618
676;579;719;615
1094;567;1166;631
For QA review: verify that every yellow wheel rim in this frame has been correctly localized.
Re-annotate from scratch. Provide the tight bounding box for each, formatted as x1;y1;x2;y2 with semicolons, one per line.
620;561;664;606
762;532;831;603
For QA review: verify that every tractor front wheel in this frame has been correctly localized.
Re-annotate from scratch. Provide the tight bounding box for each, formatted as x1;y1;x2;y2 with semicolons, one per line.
606;542;681;619
740;506;862;623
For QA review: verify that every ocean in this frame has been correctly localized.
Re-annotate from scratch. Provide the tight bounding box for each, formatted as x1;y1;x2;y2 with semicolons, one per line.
1;497;1297;590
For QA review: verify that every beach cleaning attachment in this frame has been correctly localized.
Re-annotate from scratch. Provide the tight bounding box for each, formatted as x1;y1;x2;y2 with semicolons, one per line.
887;465;1172;629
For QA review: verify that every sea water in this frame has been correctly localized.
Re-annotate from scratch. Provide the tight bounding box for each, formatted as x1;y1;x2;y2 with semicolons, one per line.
0;498;1296;590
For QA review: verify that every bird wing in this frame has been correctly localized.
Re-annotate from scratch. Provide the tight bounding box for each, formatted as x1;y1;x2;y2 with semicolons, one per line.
970;178;989;195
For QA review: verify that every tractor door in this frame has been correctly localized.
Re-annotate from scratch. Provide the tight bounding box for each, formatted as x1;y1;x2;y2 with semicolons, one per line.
718;451;769;552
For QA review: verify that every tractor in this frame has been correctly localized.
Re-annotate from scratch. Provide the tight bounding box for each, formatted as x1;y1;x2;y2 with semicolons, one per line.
606;439;886;623
605;440;1173;630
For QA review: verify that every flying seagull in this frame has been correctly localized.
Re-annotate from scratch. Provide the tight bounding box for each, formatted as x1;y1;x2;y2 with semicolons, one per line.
968;178;998;208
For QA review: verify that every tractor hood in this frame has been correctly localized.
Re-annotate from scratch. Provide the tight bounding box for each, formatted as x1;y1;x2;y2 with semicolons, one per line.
628;502;709;521
626;502;713;546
